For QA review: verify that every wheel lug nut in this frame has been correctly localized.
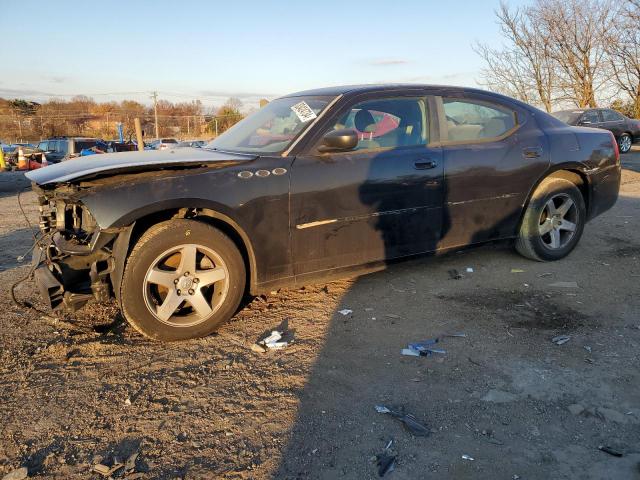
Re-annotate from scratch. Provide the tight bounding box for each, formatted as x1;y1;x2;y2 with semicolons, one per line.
174;279;179;284
193;278;199;284
188;289;195;295
184;272;190;276
177;289;181;295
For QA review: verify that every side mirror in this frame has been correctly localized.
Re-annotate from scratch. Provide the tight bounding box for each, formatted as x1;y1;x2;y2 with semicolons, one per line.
318;129;358;153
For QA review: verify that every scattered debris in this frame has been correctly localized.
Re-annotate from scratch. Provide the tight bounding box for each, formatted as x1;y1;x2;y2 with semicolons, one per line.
376;453;396;477
466;267;474;273
124;452;139;472
402;338;446;357
538;272;553;278
448;269;463;280
385;313;401;319
548;281;579;288
552;335;571;345
374;405;430;436
599;445;623;457
252;321;294;351
124;397;132;406
584;345;592;353
93;462;124;477
2;467;28;480
250;343;267;353
338;309;353;316
462;454;475;461
511;268;525;273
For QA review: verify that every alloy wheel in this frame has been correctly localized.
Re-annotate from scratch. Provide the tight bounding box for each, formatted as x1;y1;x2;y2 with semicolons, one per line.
619;134;632;153
143;244;229;327
538;193;578;249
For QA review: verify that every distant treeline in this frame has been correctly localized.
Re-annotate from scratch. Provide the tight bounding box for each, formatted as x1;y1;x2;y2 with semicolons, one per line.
0;96;246;143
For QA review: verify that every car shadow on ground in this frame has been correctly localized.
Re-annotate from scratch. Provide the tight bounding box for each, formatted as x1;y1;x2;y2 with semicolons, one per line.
270;163;640;478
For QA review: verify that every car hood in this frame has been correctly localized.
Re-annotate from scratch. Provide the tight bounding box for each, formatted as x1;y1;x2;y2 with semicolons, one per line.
26;148;256;185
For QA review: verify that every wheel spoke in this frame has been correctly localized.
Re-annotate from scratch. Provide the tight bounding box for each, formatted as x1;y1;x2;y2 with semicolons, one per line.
156;291;183;321
559;220;576;232
545;199;557;216
178;245;198;275
147;268;176;288
197;267;226;287
187;291;213;318
539;219;553;235
549;228;561;248
556;198;574;217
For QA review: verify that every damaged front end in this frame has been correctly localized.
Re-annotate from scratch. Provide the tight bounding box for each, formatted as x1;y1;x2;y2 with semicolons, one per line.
32;183;131;311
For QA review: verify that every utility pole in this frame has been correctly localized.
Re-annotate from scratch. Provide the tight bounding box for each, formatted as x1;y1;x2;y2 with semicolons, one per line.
150;91;159;139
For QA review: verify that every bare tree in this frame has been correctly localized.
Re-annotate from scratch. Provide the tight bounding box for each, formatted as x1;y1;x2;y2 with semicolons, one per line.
476;1;556;111
606;0;640;116
534;0;614;108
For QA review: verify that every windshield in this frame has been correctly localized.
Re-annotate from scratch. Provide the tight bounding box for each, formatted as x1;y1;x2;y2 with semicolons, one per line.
205;95;334;154
553;111;583;124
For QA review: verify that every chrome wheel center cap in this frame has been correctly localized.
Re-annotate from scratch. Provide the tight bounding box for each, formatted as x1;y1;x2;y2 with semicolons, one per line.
179;277;193;291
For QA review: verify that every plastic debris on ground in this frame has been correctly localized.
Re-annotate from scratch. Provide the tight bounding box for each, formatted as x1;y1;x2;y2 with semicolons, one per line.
374;405;430;437
374;439;396;477
338;309;353;316
466;267;474;273
401;333;466;357
462;454;475;461
511;268;525;273
599;445;623;457
252;320;294;352
551;335;571;345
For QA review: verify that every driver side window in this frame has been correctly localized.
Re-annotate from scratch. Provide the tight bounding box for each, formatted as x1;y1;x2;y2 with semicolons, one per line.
326;97;428;151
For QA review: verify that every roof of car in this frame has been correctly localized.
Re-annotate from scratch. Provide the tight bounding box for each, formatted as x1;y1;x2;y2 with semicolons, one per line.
284;84;498;98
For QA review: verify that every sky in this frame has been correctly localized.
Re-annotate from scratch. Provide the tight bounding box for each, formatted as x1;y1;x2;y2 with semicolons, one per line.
1;0;530;111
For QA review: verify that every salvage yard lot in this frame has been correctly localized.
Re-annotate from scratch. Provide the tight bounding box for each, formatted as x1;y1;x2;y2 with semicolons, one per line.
1;151;639;479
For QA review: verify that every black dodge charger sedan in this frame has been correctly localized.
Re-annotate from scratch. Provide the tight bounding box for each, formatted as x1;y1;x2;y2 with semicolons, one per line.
26;85;621;341
553;108;640;153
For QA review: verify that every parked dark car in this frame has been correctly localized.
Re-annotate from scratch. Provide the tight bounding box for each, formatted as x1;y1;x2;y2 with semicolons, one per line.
26;85;620;341
36;137;103;163
553;108;640;153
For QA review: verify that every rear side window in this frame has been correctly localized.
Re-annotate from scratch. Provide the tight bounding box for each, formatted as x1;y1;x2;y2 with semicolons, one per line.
442;98;516;142
601;109;624;122
38;141;48;151
325;97;428;151
58;140;69;154
580;110;600;124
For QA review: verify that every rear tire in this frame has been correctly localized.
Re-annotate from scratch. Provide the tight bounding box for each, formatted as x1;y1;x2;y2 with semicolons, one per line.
516;177;586;261
618;133;632;154
120;219;245;341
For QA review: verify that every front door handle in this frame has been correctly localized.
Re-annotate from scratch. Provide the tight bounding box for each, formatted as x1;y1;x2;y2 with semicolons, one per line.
414;160;438;170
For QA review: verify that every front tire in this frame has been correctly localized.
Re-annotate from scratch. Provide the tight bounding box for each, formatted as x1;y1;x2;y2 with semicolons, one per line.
618;133;632;154
120;219;245;341
516;177;586;261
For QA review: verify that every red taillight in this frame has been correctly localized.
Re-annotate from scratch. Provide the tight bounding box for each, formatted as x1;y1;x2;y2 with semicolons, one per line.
610;132;620;163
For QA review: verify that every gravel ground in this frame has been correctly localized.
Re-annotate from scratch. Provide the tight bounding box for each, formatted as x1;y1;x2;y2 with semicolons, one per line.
1;151;639;479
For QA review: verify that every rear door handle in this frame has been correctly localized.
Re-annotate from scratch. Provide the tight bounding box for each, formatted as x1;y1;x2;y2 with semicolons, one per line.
414;160;438;170
522;147;543;159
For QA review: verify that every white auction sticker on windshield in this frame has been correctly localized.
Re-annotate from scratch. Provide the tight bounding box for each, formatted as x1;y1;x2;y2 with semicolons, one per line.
291;101;317;123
